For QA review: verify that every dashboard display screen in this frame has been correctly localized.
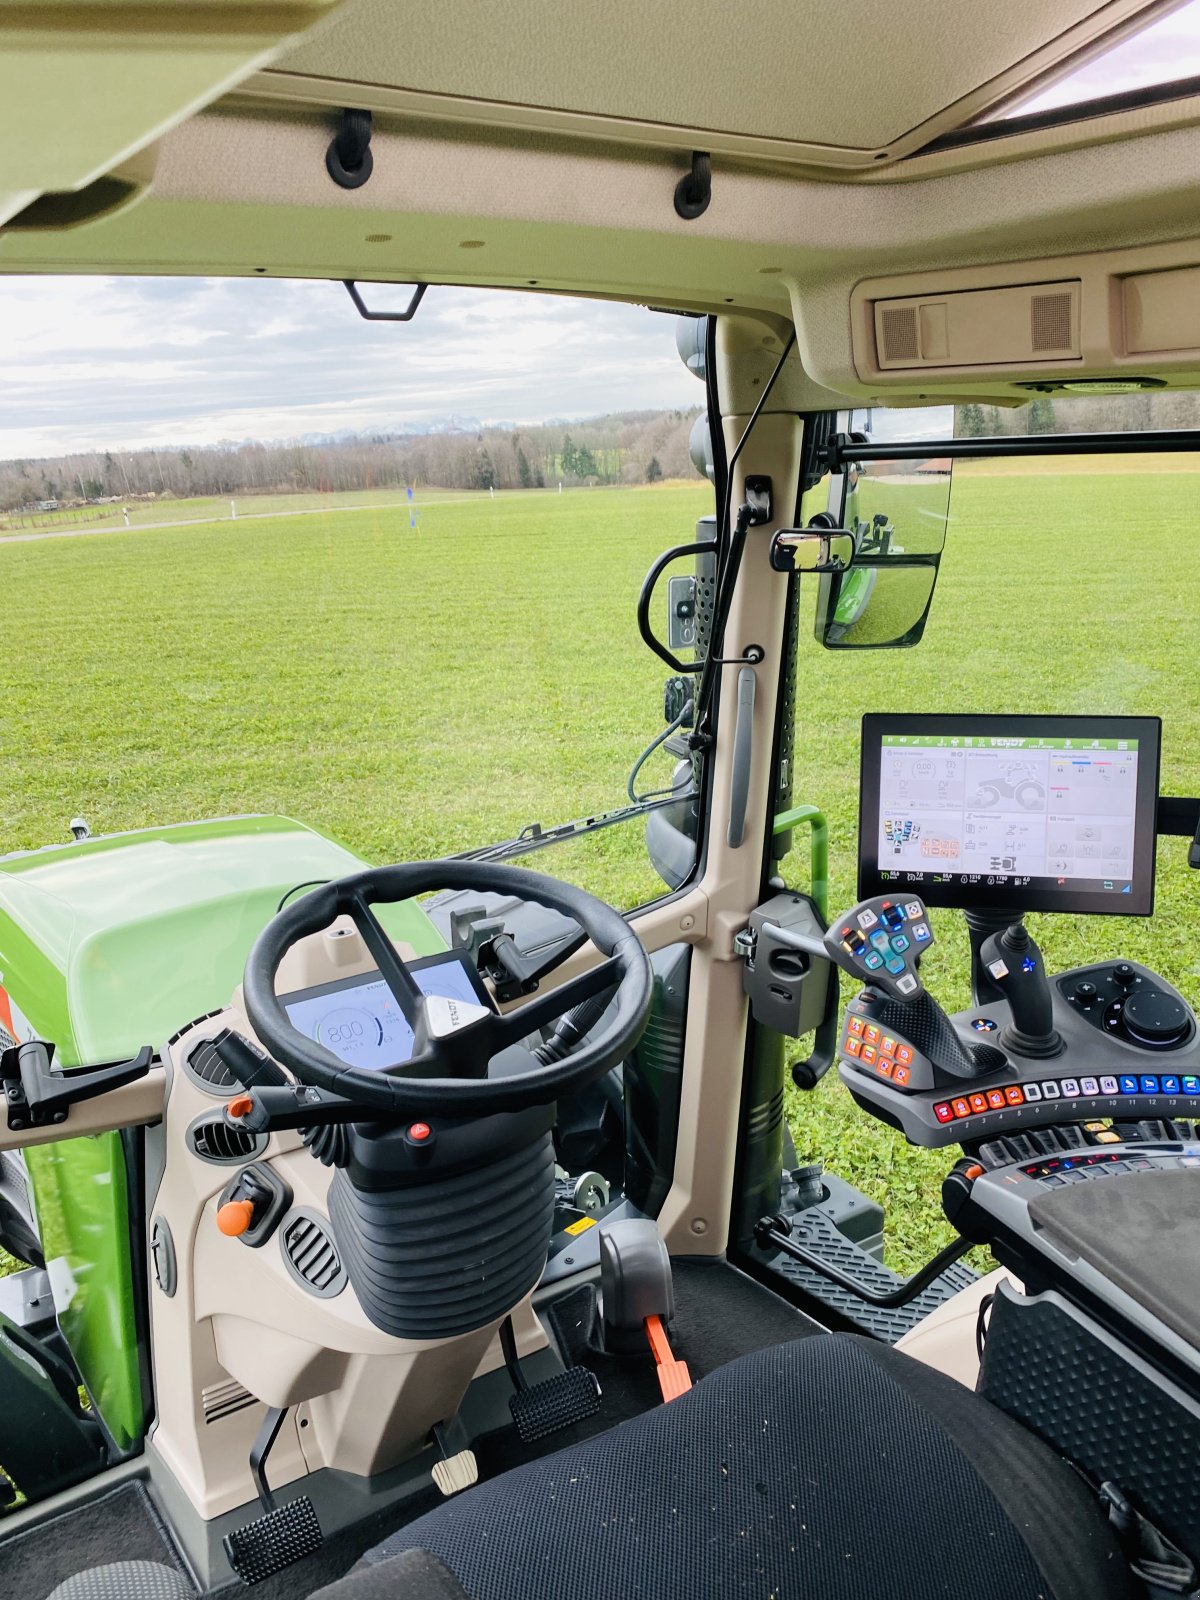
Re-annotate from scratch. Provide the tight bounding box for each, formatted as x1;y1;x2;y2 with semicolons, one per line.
280;950;493;1071
858;714;1161;916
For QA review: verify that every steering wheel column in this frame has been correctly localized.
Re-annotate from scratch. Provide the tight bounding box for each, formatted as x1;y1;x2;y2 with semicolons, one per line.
239;861;653;1341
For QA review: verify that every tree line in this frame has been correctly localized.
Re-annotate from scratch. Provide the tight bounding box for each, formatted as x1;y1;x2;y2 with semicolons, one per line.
0;408;703;514
954;388;1200;438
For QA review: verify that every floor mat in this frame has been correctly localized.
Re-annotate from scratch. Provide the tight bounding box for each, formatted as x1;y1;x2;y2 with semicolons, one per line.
474;1255;824;1477
0;1479;188;1600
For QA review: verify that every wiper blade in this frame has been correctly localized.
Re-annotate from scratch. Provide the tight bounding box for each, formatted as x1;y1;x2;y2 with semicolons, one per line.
449;792;694;865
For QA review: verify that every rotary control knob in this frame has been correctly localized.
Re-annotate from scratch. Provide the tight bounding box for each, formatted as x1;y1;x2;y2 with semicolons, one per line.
1121;988;1192;1049
1073;981;1099;1007
1112;962;1136;987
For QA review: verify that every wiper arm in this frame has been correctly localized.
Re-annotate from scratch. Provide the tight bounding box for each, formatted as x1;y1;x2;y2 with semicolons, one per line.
448;792;694;865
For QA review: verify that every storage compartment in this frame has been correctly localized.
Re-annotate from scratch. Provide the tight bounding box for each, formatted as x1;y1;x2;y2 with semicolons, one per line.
1122;265;1200;356
873;281;1080;370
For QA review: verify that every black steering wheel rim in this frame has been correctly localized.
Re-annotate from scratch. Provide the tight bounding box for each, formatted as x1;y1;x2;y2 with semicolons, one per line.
242;860;654;1117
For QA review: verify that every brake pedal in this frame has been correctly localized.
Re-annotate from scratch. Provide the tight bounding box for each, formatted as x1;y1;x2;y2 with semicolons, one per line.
222;1405;324;1585
501;1316;602;1441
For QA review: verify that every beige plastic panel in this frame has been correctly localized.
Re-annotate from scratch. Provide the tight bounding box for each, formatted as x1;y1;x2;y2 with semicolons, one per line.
1123;265;1200;355
0;3;343;230
874;281;1081;370
895;1268;1016;1389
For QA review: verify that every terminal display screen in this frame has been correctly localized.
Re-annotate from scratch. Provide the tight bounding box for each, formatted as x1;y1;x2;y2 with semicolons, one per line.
280;950;494;1071
858;714;1161;915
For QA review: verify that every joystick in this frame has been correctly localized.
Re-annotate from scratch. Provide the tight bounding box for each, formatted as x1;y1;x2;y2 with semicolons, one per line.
978;922;1063;1059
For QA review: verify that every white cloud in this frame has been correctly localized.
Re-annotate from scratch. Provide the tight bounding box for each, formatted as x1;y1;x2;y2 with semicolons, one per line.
0;277;702;459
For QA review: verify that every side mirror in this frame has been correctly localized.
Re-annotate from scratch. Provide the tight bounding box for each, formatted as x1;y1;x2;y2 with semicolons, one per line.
769;526;855;574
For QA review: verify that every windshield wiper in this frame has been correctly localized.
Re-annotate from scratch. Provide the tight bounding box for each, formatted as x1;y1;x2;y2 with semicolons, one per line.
449;792;693;865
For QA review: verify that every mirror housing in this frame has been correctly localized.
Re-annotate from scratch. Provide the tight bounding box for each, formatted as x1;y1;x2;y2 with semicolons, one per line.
769;526;855;574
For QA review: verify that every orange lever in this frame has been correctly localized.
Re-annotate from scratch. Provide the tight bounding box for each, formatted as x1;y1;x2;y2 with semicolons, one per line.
644;1314;692;1403
227;1095;254;1119
216;1198;256;1238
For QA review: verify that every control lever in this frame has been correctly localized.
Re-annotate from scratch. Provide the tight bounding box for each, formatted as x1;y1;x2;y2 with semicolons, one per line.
978;923;1063;1059
1;1040;153;1131
213;1029;290;1089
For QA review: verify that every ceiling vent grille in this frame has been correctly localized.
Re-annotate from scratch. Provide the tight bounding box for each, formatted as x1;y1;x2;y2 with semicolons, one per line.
184;1036;237;1094
187;1114;265;1165
202;1377;256;1424
879;306;919;364
281;1210;347;1298
1031;292;1073;353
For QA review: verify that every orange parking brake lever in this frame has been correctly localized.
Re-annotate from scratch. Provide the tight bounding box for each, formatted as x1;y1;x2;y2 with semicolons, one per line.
644;1315;692;1402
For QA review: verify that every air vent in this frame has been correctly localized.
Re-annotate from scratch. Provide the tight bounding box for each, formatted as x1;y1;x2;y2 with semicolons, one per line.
187;1113;266;1165
202;1377;256;1424
184;1035;237;1094
879;305;919;364
281;1210;346;1299
1031;291;1073;353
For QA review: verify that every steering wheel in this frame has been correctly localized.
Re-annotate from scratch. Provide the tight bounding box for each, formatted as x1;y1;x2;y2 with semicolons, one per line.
242;860;654;1118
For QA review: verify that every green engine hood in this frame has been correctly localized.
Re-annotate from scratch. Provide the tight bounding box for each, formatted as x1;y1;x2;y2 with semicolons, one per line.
0;815;444;1065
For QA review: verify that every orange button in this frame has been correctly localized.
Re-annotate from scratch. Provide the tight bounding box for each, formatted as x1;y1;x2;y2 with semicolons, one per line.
987;1089;1006;1109
845;1037;861;1057
848;1017;864;1037
864;1025;880;1045
877;1059;894;1078
881;1036;896;1056
969;1093;989;1114
893;1065;911;1087
861;1044;877;1066
964;1163;984;1181
1004;1085;1025;1106
227;1095;254;1119
217;1199;255;1238
951;1097;971;1119
895;1045;913;1066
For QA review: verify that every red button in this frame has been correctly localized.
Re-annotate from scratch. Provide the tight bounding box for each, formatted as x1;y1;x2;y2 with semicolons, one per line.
987;1090;1006;1109
861;1044;877;1066
881;1036;896;1056
877;1058;894;1079
408;1122;432;1141
969;1093;989;1114
848;1017;864;1037
951;1097;971;1119
864;1025;880;1045
934;1102;954;1123
1004;1086;1025;1106
845;1037;861;1057
893;1065;911;1087
895;1045;912;1066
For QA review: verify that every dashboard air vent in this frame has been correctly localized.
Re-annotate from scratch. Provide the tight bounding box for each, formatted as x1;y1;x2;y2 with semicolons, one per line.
281;1210;346;1298
187;1113;265;1165
184;1035;237;1094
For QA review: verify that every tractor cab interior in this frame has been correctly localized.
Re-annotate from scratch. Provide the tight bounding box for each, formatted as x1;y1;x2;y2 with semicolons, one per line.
3;3;1200;1598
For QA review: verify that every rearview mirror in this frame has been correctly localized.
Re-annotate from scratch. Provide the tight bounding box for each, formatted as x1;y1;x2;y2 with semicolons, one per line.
816;561;939;648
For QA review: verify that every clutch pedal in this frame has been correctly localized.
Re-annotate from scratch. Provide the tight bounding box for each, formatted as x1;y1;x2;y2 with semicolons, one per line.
501;1316;601;1441
222;1405;324;1585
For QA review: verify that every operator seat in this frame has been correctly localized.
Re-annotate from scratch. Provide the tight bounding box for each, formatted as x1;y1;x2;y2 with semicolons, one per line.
50;1336;1134;1600
310;1334;1136;1600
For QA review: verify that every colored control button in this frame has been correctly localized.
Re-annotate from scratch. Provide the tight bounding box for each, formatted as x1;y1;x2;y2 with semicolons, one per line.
1041;1081;1060;1098
1119;1076;1140;1095
877;1059;894;1079
1004;1086;1025;1106
1099;1076;1119;1096
1060;1079;1080;1097
1140;1076;1160;1094
870;931;891;951
970;1017;998;1032
934;1102;954;1123
845;1037;861;1058
986;1089;1006;1109
896;974;919;995
912;922;931;942
881;1036;896;1056
861;1044;877;1066
217;1198;256;1238
890;934;910;954
1162;1075;1181;1095
857;909;879;930
904;902;923;919
969;1093;989;1114
408;1122;433;1142
848;1016;864;1037
893;1065;911;1087
882;904;905;931
864;1025;880;1045
884;955;905;974
895;1045;913;1066
864;951;884;970
1184;1077;1200;1095
846;932;867;956
951;1097;971;1119
1080;1077;1099;1096
1023;1082;1042;1102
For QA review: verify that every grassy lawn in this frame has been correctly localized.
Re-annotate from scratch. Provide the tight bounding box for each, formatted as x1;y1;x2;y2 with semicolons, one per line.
2;465;1199;1279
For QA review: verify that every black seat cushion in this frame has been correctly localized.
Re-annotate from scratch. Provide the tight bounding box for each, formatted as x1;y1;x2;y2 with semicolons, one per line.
316;1334;1135;1600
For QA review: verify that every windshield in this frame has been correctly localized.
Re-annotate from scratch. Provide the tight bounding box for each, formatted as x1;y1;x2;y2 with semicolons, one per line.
0;279;713;911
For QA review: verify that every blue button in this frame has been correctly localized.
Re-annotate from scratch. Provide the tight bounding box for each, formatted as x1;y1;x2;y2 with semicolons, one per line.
1139;1075;1160;1094
890;934;910;953
870;931;891;952
864;951;884;969
1021;956;1036;974
1119;1076;1140;1095
884;955;905;974
882;905;905;931
912;923;931;942
1183;1076;1200;1095
1162;1075;1181;1095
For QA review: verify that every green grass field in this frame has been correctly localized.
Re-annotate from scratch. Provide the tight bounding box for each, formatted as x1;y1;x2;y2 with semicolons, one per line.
3;464;1200;1276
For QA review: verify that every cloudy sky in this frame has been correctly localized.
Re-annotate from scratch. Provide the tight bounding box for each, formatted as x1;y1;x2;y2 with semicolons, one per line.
2;3;1198;463
0;278;702;460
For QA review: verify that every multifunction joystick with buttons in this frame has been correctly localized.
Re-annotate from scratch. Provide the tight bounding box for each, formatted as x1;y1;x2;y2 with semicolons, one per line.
978;921;1063;1059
